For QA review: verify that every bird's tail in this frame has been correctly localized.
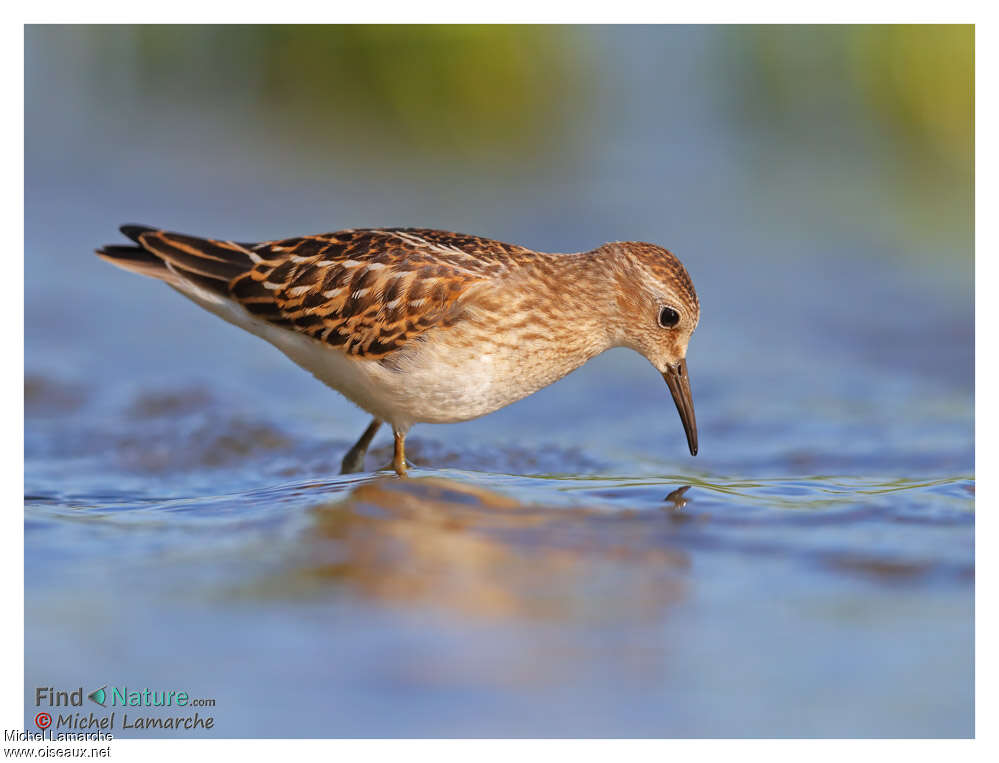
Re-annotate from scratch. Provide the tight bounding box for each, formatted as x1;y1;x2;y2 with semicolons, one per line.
96;224;259;295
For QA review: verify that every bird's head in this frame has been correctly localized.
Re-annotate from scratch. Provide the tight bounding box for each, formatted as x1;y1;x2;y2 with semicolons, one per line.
598;241;700;456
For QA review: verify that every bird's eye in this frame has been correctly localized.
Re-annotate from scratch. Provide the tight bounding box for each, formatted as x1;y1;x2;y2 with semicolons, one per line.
658;306;680;328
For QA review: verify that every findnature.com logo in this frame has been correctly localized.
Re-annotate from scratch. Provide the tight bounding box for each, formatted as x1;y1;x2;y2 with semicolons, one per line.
35;686;215;708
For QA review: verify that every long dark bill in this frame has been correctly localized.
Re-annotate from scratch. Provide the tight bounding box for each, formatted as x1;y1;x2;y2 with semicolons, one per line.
662;358;698;456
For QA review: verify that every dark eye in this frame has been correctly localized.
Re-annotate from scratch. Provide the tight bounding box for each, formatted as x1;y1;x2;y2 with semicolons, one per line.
658;306;680;328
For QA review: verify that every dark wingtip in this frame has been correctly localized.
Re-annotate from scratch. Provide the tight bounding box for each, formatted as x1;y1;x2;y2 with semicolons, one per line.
119;224;157;244
96;244;149;259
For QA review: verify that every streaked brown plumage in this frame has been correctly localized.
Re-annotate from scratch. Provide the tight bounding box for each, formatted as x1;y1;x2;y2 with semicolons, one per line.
97;224;700;475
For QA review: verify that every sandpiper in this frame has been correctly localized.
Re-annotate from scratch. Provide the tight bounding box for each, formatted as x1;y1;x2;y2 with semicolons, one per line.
97;225;699;475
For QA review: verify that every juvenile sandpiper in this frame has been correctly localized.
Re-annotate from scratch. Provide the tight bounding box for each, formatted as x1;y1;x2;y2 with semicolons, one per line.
97;225;699;475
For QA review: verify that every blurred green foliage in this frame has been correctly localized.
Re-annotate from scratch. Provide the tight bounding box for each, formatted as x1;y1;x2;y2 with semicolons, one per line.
740;25;973;176
70;24;972;245
848;25;973;171
95;25;973;173
107;24;579;159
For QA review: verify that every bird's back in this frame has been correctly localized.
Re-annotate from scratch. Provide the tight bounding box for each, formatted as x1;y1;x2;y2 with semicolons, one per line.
98;225;540;360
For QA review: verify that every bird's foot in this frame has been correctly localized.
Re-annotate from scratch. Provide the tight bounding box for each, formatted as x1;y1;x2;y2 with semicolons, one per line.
376;457;415;477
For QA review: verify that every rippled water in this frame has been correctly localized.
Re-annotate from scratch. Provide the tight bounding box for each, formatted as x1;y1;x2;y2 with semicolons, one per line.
24;26;973;737
23;346;974;737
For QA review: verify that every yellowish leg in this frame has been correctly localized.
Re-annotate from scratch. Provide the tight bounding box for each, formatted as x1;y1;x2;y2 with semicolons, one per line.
393;431;408;477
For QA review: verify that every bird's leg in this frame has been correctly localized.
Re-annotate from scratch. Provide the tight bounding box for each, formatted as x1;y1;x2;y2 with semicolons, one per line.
340;418;381;474
392;430;408;477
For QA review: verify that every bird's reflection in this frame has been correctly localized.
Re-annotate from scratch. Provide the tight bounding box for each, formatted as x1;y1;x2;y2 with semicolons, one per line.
664;485;692;510
298;477;690;623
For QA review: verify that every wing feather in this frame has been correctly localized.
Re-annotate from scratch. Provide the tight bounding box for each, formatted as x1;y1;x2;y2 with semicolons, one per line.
231;228;525;358
100;225;532;360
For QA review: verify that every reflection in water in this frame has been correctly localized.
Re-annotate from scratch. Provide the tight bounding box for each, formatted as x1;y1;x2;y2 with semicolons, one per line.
301;477;689;623
24;445;973;732
664;485;691;509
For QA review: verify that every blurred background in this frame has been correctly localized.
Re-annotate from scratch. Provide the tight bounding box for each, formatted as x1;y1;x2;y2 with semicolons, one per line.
25;25;973;737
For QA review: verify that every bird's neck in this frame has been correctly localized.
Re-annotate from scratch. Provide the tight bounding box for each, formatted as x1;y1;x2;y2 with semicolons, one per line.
548;248;634;348
507;249;627;358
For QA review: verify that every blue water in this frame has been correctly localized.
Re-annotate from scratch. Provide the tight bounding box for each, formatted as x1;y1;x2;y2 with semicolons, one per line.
24;26;973;737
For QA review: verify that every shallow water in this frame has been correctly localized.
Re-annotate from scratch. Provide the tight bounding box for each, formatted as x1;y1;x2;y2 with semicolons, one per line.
22;327;975;737
24;26;973;737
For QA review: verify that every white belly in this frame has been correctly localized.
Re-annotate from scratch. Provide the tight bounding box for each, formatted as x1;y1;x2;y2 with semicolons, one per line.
268;323;575;430
173;282;597;432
